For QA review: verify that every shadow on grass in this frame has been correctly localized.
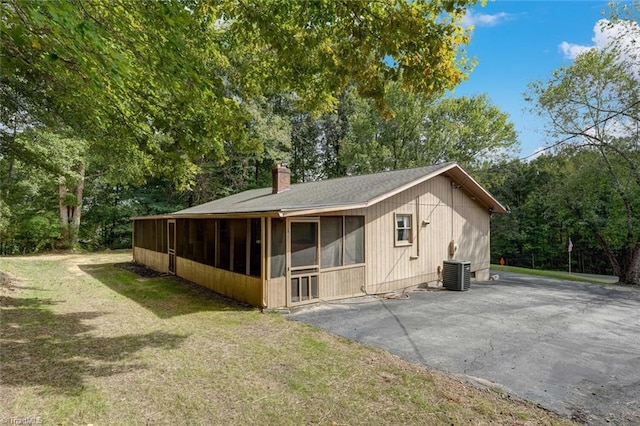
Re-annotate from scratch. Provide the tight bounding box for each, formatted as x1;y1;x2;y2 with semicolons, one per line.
1;297;186;394
78;263;252;319
1;271;49;292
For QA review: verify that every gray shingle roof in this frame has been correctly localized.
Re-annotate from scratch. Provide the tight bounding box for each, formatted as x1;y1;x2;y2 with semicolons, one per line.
173;162;459;216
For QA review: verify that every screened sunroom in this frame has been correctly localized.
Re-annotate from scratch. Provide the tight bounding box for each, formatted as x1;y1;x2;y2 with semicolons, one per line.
132;213;365;307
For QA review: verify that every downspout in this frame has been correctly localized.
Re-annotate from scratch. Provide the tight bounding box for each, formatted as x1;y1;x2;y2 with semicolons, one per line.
261;216;267;309
450;179;459;259
411;196;420;259
416;196;420;257
451;180;455;246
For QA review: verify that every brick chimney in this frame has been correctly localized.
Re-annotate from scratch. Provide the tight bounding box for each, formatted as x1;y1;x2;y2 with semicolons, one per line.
272;163;291;194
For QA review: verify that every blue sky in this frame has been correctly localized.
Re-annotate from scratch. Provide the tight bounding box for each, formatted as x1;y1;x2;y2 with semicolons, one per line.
451;0;615;159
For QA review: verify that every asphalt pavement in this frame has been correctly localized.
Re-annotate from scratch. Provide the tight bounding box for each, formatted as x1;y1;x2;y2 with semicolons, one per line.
291;272;640;425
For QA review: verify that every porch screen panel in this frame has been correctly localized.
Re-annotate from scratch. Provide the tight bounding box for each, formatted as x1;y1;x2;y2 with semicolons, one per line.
157;219;167;253
345;216;365;265
134;219;164;252
250;219;261;277
133;220;141;248
133;220;142;248
290;277;300;302
291;222;318;267
270;218;285;278
232;219;247;273
176;219;188;258
192;219;206;264
204;219;216;267
217;219;231;271
321;217;342;268
168;221;175;251
311;275;318;298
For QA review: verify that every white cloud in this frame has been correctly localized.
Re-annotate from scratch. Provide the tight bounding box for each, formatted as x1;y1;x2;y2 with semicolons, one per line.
462;10;511;28
559;19;640;61
526;147;547;162
558;41;593;60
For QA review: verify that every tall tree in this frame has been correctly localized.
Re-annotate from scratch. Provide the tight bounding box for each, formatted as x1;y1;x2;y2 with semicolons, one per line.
424;95;518;166
483;156;565;270
528;19;640;284
0;129;76;252
484;155;616;275
550;149;639;281
339;83;517;174
1;0;479;187
8;129;86;247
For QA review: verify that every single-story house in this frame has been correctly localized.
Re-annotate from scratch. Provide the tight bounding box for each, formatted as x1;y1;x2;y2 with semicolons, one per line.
132;162;507;308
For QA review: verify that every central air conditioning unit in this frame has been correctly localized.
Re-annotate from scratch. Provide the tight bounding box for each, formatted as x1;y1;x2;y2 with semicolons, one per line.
443;260;471;291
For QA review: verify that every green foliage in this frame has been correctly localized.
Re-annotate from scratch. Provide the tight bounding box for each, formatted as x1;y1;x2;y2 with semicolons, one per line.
0;128;87;250
487;150;639;281
323;83;518;176
62;193;78;208
525;19;639;284
425;95;518;164
80;179;188;250
0;199;12;238
1;0;479;188
0;132;58;254
485;156;579;272
220;0;477;109
22;212;61;252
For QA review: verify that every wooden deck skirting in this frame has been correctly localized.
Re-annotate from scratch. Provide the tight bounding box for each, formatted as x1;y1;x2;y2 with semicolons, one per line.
133;248;263;306
133;247;168;273
176;257;263;307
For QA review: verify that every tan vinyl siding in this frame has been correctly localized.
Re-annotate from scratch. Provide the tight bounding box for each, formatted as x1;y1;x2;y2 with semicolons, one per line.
371;272;440;295
319;266;365;299
266;276;286;308
328;175;490;294
452;181;491;274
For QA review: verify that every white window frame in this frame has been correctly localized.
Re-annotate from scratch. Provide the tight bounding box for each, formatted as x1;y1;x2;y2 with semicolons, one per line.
394;213;413;246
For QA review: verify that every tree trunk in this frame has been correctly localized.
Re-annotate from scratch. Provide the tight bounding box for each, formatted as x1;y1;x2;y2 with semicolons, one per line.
622;239;640;285
69;163;85;246
59;176;69;244
5;156;14;199
58;162;85;247
592;230;622;278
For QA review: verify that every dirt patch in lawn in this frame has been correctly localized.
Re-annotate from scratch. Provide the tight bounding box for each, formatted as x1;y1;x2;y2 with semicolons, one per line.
0;271;27;306
1;270;13;287
1;252;576;425
114;262;169;278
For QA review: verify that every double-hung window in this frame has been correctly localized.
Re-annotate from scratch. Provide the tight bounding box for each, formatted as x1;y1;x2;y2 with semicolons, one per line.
395;214;412;245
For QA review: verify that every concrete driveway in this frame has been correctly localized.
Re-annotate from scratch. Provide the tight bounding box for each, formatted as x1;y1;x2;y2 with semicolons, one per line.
291;272;640;425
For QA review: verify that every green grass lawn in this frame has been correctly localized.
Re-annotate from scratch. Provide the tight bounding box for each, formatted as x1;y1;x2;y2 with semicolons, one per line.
1;252;575;425
490;264;615;284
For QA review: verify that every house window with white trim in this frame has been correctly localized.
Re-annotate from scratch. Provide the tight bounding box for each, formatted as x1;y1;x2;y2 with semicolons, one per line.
395;214;412;246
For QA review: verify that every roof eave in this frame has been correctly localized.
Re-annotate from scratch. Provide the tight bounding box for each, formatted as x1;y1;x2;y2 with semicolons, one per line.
132;211;281;220
443;166;508;214
360;162;507;214
278;203;370;217
132;162;507;219
363;162;458;207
